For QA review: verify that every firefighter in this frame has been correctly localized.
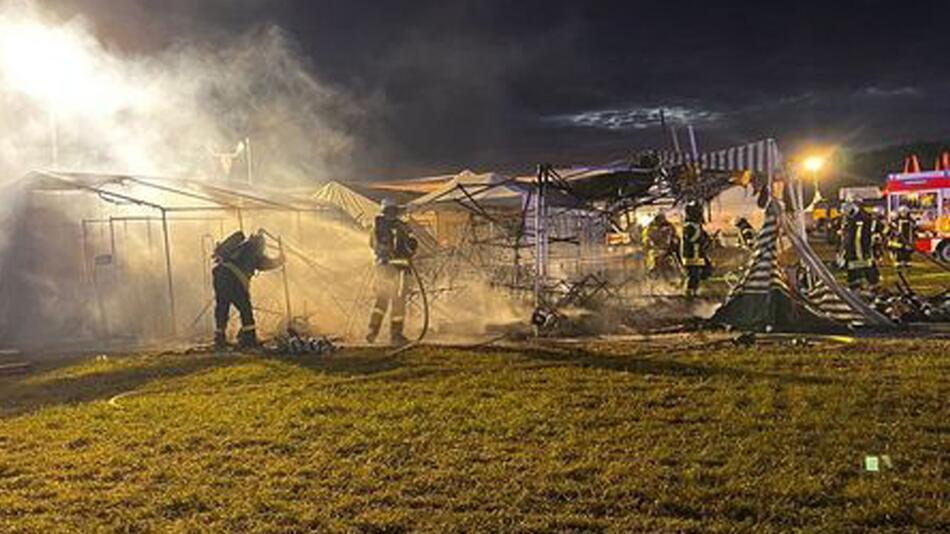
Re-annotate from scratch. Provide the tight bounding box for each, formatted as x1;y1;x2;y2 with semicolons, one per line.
212;229;285;349
734;217;757;251
643;212;678;279
366;199;418;345
888;205;917;269
841;201;880;294
681;200;711;298
869;210;887;262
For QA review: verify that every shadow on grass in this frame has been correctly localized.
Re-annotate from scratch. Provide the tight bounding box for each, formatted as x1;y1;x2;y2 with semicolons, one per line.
282;350;404;377
485;344;837;386
276;349;460;387
0;354;242;419
0;347;435;419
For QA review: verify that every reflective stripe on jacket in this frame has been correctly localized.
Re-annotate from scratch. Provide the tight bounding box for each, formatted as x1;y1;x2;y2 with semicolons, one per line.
681;222;705;266
222;261;251;290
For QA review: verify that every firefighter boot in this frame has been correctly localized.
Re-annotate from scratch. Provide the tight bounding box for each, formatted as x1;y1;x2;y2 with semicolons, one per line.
214;330;227;350
366;311;384;344
237;327;259;349
390;320;409;346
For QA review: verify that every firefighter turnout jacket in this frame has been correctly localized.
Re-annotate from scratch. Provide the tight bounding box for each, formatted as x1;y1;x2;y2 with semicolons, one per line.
843;212;875;269
681;221;707;267
889;214;916;251
371;215;418;266
220;237;284;289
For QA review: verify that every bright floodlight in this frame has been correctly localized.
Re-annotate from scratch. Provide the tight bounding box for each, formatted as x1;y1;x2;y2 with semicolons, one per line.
0;20;134;116
803;155;826;173
0;22;87;101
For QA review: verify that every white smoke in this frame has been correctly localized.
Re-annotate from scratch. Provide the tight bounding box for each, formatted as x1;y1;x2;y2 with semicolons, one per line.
0;0;362;182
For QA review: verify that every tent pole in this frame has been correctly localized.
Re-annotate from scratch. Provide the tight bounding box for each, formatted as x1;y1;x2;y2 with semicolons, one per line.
161;209;178;336
534;164;548;310
278;235;292;325
80;220;90;283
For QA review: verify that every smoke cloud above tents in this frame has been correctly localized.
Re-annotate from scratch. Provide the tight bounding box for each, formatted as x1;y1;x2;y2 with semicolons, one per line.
0;0;363;184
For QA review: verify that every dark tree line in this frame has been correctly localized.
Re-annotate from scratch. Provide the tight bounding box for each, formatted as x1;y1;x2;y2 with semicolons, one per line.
829;141;950;189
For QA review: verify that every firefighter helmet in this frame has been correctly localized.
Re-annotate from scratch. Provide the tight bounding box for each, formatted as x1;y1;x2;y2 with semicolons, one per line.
381;197;399;216
684;200;703;223
897;205;910;216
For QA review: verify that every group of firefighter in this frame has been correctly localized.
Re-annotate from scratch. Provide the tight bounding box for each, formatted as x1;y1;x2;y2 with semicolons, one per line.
639;198;920;297
837;199;917;293
208;193;919;347
210;198;417;349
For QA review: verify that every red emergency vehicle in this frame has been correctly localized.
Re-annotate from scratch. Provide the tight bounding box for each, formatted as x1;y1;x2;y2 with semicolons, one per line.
884;168;950;261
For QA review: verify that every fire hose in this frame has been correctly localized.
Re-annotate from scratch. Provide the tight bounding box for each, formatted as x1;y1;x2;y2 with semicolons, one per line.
384;259;429;357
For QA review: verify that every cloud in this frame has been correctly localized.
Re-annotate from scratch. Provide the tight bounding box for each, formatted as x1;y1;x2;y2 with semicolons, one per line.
858;86;921;98
544;105;724;131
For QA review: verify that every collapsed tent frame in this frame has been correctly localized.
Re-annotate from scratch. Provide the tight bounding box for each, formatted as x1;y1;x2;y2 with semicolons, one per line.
23;170;331;338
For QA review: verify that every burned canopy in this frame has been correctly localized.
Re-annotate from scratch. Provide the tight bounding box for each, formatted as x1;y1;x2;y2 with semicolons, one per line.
0;170;368;349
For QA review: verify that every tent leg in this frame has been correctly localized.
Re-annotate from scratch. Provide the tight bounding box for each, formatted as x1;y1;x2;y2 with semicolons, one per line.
81;220;90;283
161;210;177;335
278;236;292;325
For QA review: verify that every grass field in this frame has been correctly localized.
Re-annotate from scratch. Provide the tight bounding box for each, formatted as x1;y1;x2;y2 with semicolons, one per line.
2;337;948;532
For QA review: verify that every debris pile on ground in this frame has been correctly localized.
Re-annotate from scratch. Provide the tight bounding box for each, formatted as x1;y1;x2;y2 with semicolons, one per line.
871;289;950;323
272;318;337;355
276;331;337;355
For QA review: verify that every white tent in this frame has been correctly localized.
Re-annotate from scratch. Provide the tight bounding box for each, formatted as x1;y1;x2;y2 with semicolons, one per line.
410;170;530;209
313;180;380;229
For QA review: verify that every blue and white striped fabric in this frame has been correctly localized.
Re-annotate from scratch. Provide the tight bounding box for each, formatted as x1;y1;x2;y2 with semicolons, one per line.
804;278;866;326
729;201;786;297
653;139;782;173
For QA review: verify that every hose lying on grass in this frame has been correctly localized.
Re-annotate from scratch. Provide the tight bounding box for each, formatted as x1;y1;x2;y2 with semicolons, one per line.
383;260;429;358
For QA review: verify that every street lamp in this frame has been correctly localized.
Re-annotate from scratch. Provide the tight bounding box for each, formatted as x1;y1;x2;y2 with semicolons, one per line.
802;154;827;209
803;156;825;174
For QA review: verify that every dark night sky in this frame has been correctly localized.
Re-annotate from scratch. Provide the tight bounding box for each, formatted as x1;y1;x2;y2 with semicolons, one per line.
42;0;950;178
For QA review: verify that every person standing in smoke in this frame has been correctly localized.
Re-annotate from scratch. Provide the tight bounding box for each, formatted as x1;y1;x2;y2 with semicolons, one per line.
869;210;887;263
888;205;917;270
841;201;880;294
212;229;285;349
366;199;418;346
681;200;711;298
643;212;678;279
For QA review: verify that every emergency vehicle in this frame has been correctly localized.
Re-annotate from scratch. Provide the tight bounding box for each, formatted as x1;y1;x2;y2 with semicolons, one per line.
884;168;950;261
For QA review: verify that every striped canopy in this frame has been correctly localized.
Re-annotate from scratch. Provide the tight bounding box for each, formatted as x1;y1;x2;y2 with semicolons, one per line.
653;138;782;174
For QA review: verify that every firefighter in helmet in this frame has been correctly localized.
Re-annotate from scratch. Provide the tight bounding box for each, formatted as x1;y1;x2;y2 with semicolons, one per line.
869;209;887;262
840;200;880;294
643;212;678;279
681;200;711;297
212;229;285;349
888;205;917;269
734;216;757;251
367;199;418;345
